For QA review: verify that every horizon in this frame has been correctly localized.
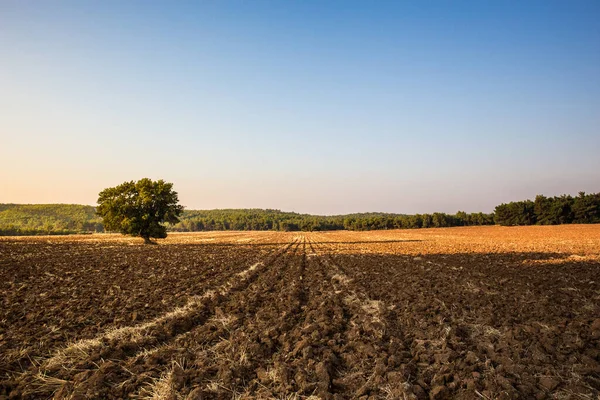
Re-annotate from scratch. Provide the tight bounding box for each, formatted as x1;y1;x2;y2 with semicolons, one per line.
2;1;599;215
2;186;596;217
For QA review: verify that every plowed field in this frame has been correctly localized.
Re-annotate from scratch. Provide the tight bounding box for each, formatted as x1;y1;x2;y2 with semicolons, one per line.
1;226;599;399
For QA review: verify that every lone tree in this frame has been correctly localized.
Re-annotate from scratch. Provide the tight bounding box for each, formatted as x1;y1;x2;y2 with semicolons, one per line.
97;178;184;244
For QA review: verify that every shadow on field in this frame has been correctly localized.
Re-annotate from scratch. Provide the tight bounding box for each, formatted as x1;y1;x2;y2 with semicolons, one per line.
315;250;600;398
320;250;600;317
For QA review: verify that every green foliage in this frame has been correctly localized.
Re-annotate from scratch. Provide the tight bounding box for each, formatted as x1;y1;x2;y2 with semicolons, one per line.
96;178;184;243
0;204;102;235
573;192;600;223
168;209;495;232
7;190;598;235
494;200;536;226
0;205;496;235
495;192;600;226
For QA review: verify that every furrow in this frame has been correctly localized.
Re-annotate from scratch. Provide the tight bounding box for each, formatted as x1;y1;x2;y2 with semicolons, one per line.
20;239;299;398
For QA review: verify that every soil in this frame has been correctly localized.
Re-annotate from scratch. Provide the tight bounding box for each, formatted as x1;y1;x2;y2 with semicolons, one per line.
0;226;599;399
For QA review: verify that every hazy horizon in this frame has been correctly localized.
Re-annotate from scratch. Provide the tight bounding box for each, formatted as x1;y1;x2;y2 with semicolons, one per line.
2;1;599;215
3;187;600;216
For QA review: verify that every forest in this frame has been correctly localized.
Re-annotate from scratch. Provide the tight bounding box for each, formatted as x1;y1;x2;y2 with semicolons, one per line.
494;192;600;226
0;191;598;235
169;209;494;232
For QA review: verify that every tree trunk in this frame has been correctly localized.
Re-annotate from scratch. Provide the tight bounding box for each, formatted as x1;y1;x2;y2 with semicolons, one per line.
143;236;153;245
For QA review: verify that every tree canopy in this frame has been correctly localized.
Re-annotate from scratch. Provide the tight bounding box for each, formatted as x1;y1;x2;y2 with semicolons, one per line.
96;178;184;243
494;192;600;226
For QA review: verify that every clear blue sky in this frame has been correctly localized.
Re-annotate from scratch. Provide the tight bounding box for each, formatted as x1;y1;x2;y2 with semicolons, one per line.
1;1;599;214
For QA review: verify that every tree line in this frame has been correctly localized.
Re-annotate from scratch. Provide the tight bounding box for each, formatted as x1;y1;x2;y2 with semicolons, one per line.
168;209;495;232
494;192;600;226
1;190;598;235
0;205;493;235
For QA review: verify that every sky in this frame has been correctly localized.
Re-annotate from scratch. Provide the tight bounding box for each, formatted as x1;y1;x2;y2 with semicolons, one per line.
1;1;599;215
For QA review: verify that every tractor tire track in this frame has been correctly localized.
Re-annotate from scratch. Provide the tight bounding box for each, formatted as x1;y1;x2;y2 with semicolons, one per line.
124;236;310;399
308;237;417;399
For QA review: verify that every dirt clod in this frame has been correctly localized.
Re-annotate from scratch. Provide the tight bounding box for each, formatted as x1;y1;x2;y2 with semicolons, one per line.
538;376;560;391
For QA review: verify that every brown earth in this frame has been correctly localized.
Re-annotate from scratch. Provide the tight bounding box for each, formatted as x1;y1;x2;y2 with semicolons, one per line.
0;226;599;399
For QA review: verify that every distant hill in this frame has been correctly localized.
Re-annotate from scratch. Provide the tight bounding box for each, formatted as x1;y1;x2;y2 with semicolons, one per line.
0;204;103;235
